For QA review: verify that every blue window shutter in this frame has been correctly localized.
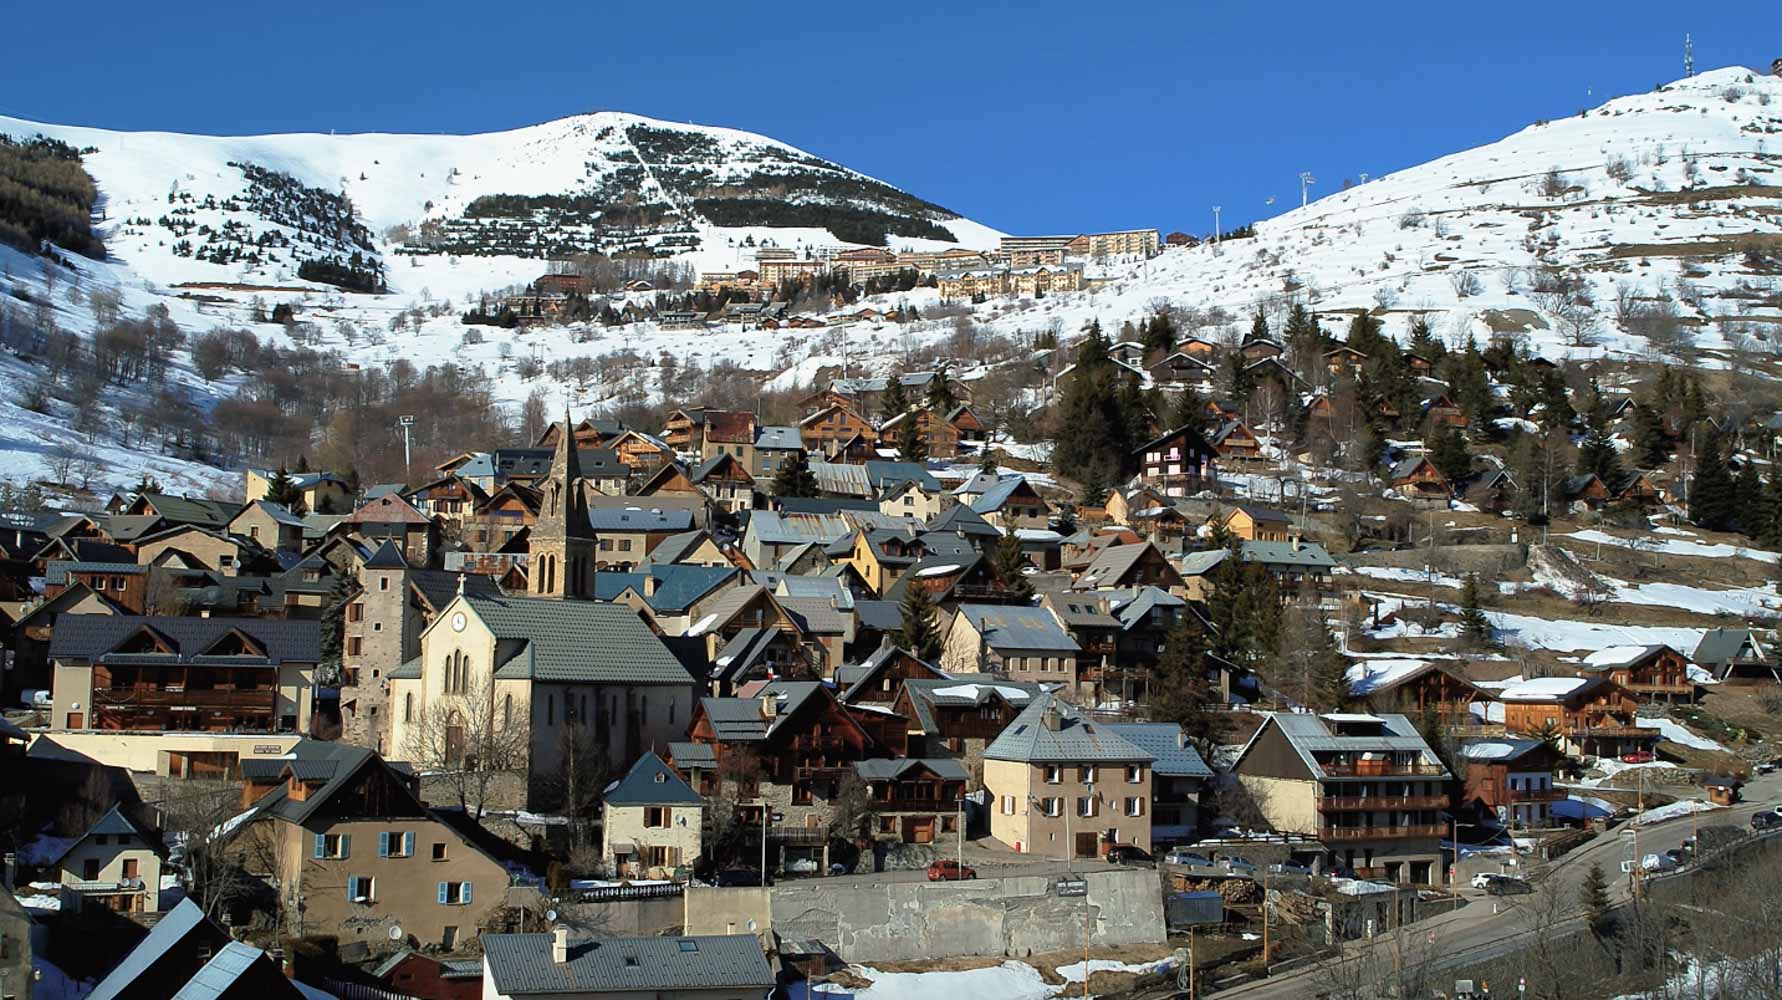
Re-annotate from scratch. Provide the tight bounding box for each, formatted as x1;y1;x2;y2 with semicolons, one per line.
404;832;415;857
313;833;325;859
378;833;389;858
346;876;358;901
462;881;472;905
438;882;448;904
340;834;350;859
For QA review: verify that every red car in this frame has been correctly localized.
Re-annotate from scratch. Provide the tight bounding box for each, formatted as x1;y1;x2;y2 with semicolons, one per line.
927;860;977;881
1621;751;1656;764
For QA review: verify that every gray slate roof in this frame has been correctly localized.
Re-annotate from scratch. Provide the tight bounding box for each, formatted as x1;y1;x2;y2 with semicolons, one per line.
985;692;1152;764
854;757;969;782
50;615;321;665
587;506;694;532
753;425;805;450
955;603;1079;653
1237;712;1448;781
86;899;213;1000
1099;723;1213;778
169;942;269;1000
1694;627;1765;667
603;751;702;806
464;594;692;685
1240;539;1335;570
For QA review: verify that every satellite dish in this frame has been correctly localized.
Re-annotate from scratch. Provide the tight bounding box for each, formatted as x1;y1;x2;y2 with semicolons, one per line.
545;910;559;924
746;919;758;932
388;925;403;941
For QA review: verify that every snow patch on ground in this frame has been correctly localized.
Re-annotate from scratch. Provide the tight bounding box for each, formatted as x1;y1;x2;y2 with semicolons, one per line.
842;961;1059;1000
1634;717;1727;752
1633;799;1723;825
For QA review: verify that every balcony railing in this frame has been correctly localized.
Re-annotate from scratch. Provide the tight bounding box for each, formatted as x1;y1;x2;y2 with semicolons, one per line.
97;687;274;708
1508;787;1566;803
769;826;830;845
1319;824;1447;841
1318;794;1449;812
1320;762;1446;778
871;798;961;813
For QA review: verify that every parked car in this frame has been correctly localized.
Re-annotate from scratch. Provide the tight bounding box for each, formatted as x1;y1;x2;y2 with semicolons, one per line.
1471;873;1504;890
1106;845;1156;867
926;860;977;881
1164;849;1214;867
1268;862;1313;877
1219;856;1258;875
714;868;770;887
1640;853;1679;872
1758;762;1777;776
18;689;48;709
1664;848;1686;866
1753;811;1782;831
1484;876;1533;895
1621;751;1657;764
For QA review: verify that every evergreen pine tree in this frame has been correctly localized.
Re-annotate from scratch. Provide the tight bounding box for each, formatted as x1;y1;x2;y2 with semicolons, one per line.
1581;862;1615;939
1736;462;1765;538
1460;573;1494;646
1762;468;1782;550
880;370;911;423
1247;310;1270;345
1149;616;1218;757
1051;320;1125;487
924;365;957;413
316;573;352;686
1575;419;1622;485
295;454;311;474
898;416;928;463
1407;314;1441;359
1224;352;1254;403
1301;610;1348;713
1171;380;1206;433
1629;402;1670;469
1428;426;1473;484
1689;432;1736;532
1284;304;1321;361
131;472;162;497
979;451;999;475
771;449;820;498
898;580;943;661
992;533;1035;600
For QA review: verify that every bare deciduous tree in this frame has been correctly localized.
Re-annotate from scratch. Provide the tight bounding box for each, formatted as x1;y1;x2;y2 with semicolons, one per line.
404;675;529;819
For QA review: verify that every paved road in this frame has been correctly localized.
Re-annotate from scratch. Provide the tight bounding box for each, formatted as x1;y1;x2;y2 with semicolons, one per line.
1208;770;1782;999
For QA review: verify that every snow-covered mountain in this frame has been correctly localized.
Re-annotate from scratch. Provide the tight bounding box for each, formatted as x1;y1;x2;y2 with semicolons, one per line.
0;109;1002;293
1;67;1779;498
974;65;1782;364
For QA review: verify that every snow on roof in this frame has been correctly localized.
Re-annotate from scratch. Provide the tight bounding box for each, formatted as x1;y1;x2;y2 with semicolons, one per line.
1460;742;1518;760
685;613;719;637
916;563;962;577
932;683;1034;702
1582;645;1655;668
1343;658;1431;696
1319;713;1385;724
1498;676;1590;701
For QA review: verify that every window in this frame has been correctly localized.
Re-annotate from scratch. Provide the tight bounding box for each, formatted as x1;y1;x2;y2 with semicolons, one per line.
438;881;473;905
644;807;670;828
94;577;107;591
547;695;556;725
503;694;513;726
347;603;364;623
1126;765;1143;784
378;832;414;858
403;693;414;723
347;876;376;903
346;637;363;656
313;833;351;859
1079;766;1098;784
83;859;100;881
1125;797;1145;817
1041;798;1063;817
432;842;448;862
1077;796;1097;818
94;834;108;846
1001;795;1015;815
1044;766;1063;784
122;858;139;880
378;577;390;592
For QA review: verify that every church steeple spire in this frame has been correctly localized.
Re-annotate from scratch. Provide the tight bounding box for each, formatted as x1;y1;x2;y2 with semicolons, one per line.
531;407;597;599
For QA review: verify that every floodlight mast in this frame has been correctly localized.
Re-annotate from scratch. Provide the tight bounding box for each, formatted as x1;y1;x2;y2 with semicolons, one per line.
1299;172;1316;208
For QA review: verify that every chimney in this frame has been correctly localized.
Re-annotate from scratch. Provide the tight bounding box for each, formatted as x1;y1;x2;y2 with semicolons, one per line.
1041;705;1062;732
761;695;779;719
643;575;657;598
552;926;570;964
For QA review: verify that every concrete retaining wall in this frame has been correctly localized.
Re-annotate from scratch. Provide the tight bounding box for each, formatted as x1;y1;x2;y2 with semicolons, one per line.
767;867;1166;963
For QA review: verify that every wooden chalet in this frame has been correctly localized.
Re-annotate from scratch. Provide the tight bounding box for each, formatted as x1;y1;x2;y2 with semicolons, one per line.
1387;456;1452;502
1459;738;1566;829
1134;425;1219;497
634;461;703;498
1498;676;1650;758
1324;346;1368;375
1208;419;1264;462
607;430;676;474
1345;659;1491;726
1422;393;1469;430
461;482;539;551
1562;474;1611;510
799;401;878;455
1578;644;1695;703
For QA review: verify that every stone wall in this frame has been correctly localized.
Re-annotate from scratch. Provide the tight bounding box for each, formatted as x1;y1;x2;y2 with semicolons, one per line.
767;866;1165;963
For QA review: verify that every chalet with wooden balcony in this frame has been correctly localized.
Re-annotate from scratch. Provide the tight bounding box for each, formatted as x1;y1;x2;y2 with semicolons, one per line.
1148;350;1217;386
403;475;488;523
1344;659;1492;726
49;616;320;734
1421;392;1469;430
688;453;757;514
966;476;1051;531
1071;541;1185;593
1134;426;1218;498
689;585;819;691
1240;337;1284;363
42;804;167;914
1459;738;1565;830
835;644;949;709
799;401;879;456
883;552;1006;612
43;561;151;612
1578;644;1696;703
947;405;990;451
534;416;627;451
1387;456;1453;503
1324;346;1368;375
1041;593;1122;687
1233;712;1451;884
1561;474;1612;510
889;676;1043;782
1208;420;1264;463
461;482;540;552
855;757;969;844
685;681;876;837
1497;676;1651;758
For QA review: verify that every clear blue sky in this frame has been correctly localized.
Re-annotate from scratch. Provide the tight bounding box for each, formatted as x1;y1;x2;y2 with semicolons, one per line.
0;1;1768;235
